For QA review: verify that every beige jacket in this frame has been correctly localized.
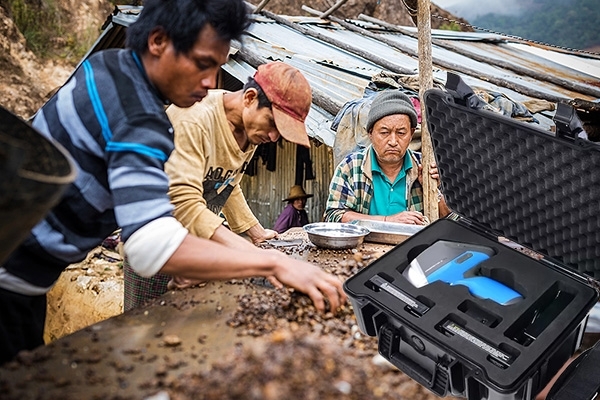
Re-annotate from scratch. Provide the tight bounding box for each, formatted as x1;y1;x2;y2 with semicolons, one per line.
165;90;258;239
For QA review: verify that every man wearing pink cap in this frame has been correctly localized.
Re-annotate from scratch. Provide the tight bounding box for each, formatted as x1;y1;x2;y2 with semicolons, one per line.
124;62;337;310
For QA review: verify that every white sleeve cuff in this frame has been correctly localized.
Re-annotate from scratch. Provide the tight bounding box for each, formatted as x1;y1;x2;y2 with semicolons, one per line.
123;217;189;277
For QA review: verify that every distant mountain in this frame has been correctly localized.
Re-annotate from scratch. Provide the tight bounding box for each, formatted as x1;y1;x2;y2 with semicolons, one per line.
471;0;600;51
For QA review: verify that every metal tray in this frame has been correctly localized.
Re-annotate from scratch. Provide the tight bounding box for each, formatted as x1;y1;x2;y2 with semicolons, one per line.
303;222;370;249
351;220;424;245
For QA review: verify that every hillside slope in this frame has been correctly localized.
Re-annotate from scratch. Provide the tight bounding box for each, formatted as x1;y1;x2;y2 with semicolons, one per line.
473;0;600;51
0;6;70;119
0;0;112;119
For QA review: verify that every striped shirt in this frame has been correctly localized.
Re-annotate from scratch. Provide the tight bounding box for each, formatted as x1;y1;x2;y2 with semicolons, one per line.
2;49;175;289
323;145;423;222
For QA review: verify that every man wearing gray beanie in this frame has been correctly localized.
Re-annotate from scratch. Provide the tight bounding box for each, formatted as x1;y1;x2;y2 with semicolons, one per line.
365;91;418;132
324;90;449;224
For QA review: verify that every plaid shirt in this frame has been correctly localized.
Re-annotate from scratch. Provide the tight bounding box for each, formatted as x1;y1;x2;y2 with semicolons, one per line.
324;145;423;222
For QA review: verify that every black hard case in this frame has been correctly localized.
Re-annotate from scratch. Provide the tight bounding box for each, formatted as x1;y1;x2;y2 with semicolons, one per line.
547;339;600;400
344;82;600;400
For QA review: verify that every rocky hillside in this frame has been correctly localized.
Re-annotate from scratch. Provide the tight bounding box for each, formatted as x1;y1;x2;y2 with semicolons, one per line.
0;0;113;119
0;5;69;119
253;0;470;29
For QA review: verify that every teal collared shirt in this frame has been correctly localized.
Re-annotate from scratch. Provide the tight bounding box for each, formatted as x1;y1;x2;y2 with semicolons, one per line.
368;146;413;216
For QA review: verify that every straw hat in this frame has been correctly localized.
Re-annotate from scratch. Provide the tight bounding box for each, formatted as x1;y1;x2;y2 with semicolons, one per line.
283;185;313;202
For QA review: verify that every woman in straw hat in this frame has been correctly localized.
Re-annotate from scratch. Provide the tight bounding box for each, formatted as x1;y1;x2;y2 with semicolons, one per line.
273;185;313;233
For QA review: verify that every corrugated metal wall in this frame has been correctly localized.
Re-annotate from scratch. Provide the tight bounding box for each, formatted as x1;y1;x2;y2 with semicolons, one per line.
240;140;335;230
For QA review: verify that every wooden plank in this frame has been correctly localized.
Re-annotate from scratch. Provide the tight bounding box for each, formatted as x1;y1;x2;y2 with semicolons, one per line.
417;0;439;222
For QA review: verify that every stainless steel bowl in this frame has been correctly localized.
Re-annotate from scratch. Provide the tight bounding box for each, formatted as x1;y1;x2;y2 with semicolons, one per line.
303;222;370;249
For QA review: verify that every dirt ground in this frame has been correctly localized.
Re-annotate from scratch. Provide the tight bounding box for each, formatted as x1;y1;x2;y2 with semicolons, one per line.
3;230;453;400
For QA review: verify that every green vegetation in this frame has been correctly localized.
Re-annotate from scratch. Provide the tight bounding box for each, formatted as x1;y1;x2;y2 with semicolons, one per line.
439;21;462;32
5;0;63;58
1;0;128;61
472;0;600;51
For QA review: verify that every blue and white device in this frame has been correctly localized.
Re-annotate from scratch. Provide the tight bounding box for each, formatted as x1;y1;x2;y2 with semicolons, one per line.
404;241;522;305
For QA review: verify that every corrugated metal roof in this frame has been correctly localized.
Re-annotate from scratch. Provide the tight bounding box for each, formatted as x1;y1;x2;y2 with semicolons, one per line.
386;32;594;101
397;26;600;80
506;43;600;79
240;12;599;132
285;16;599;101
94;7;600;144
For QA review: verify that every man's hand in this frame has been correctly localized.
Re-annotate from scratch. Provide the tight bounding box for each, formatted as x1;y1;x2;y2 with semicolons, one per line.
266;275;284;289
386;210;428;225
251;228;278;245
267;249;347;313
428;162;441;181
169;249;346;313
162;235;346;314
167;276;205;290
418;162;441;185
245;224;278;245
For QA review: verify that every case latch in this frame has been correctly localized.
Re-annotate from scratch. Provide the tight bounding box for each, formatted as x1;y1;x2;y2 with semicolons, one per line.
553;102;589;143
378;323;451;397
445;72;488;110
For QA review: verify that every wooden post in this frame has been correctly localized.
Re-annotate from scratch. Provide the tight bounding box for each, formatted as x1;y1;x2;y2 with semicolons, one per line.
253;0;271;13
417;0;439;221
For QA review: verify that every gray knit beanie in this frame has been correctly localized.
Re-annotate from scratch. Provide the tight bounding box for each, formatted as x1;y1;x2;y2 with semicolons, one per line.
366;90;418;132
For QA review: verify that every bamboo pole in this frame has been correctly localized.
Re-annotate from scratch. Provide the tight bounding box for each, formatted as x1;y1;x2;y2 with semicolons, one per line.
303;0;348;20
417;0;439;222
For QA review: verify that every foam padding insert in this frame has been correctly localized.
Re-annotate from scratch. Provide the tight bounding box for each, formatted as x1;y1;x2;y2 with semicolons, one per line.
424;90;600;277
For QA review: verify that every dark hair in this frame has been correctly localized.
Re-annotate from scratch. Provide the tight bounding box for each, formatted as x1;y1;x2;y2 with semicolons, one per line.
126;0;250;55
243;77;271;109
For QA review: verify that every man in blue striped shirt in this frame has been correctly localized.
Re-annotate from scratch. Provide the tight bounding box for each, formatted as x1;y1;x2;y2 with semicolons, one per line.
0;0;346;365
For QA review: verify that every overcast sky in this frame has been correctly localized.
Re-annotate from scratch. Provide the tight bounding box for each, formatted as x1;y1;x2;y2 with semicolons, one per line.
433;0;525;20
